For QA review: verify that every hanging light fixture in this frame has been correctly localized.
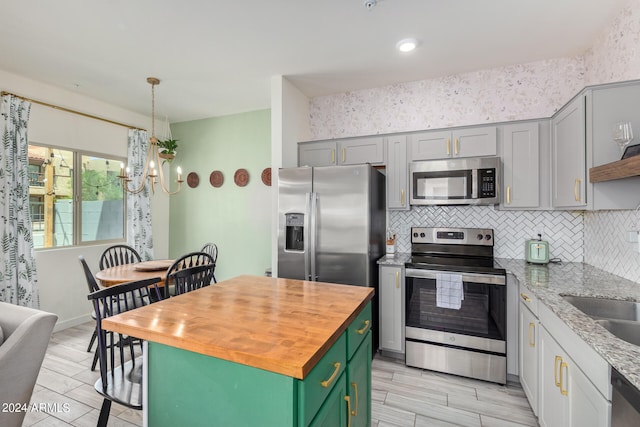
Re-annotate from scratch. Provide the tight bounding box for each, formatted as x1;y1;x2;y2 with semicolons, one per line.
119;77;183;195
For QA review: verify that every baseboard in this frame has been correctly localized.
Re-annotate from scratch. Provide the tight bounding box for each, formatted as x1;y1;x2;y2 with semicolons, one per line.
53;313;92;332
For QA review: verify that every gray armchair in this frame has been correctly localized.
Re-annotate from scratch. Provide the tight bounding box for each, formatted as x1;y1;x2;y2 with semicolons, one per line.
0;301;57;427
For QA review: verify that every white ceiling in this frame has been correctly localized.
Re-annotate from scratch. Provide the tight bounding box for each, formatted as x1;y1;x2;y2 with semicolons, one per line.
0;0;630;123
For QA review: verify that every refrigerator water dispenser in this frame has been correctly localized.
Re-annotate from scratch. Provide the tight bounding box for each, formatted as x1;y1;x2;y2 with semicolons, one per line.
285;213;304;251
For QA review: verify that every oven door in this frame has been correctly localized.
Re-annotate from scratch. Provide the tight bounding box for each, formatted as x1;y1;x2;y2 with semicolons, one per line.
405;269;506;344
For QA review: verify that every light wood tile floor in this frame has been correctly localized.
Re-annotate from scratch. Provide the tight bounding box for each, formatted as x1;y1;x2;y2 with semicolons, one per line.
26;323;538;426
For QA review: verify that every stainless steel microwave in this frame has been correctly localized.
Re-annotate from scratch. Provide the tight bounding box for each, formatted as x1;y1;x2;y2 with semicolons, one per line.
409;156;501;206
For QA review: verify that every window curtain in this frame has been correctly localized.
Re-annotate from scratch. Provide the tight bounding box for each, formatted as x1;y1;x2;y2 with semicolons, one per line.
126;129;154;261
0;95;39;307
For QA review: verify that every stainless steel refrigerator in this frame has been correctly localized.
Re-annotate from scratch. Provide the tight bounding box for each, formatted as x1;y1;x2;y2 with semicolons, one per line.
277;164;386;288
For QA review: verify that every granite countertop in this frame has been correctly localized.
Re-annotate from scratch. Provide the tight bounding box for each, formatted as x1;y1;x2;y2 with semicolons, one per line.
377;252;411;265
496;258;640;391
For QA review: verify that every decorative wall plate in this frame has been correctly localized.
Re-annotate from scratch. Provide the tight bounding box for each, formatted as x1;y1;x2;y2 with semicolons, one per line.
187;172;199;188
234;168;249;187
209;170;224;187
261;167;271;186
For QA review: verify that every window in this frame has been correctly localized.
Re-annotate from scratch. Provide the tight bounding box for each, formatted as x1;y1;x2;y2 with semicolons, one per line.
28;144;125;249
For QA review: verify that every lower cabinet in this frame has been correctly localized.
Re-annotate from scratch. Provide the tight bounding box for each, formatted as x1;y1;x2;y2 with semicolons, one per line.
539;326;610;427
310;331;371;427
519;293;539;415
378;265;404;354
346;331;372;427
310;374;348;427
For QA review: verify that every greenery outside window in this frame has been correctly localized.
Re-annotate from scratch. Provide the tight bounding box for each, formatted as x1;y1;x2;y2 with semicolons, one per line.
28;144;125;249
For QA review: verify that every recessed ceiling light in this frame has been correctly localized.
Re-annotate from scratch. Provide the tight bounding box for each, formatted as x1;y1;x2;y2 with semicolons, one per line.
396;38;418;53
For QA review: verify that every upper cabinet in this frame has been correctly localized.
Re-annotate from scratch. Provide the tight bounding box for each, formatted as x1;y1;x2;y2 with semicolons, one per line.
551;81;640;210
552;95;587;209
386;135;409;210
409;126;497;161
298;137;385;167
587;82;640;210
501;122;541;209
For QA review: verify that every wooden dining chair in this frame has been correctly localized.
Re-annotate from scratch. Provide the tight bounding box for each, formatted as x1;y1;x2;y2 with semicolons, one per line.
170;263;216;296
164;251;215;298
87;276;162;427
201;243;218;283
79;256;101;371
99;244;142;270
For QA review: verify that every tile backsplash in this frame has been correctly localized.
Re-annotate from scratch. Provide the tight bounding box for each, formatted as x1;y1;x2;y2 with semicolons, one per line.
389;206;584;262
585;210;640;283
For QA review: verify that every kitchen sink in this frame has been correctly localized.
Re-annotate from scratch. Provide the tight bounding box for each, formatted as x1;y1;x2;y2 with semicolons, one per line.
595;319;640;347
562;295;640;321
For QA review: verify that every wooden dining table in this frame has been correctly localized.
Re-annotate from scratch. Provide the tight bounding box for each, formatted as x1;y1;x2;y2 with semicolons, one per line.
95;259;174;287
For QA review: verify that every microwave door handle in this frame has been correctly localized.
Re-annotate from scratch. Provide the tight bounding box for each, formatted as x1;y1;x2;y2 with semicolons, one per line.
471;169;478;199
304;192;312;281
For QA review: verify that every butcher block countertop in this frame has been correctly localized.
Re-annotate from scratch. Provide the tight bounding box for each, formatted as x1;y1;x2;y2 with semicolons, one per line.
101;274;374;379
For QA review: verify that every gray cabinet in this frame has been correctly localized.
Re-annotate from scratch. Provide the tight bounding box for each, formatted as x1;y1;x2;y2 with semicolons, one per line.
552;95;587;208
409;126;497;161
519;287;539;416
378;265;404;355
501;122;540;208
298;137;384;167
386;135;408;210
299;141;337;167
537;301;611;427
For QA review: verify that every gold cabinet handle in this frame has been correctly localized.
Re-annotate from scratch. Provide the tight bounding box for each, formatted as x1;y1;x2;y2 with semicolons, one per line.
446;139;451;156
395;271;399;288
341;147;345;163
320;362;341;388
574;179;581;202
554;356;562;387
331;149;335;164
506;186;511;205
356;320;370;335
560;362;569;396
528;323;535;348
344;395;352;427
520;293;531;302
401;189;405;206
350;382;359;416
454;138;459;156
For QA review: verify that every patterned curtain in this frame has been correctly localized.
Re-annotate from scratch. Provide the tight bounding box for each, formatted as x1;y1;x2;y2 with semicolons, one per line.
0;95;39;307
126;129;154;261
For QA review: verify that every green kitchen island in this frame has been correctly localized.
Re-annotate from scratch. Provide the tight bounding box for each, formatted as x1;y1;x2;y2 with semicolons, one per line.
102;274;374;427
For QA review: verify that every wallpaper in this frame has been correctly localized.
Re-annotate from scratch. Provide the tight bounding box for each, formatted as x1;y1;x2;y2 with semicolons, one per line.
307;1;640;282
309;57;585;141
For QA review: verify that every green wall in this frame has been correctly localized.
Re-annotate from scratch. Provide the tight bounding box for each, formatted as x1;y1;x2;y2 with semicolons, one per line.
169;109;272;280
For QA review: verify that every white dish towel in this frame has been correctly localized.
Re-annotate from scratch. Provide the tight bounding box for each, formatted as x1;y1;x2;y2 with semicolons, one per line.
436;273;464;310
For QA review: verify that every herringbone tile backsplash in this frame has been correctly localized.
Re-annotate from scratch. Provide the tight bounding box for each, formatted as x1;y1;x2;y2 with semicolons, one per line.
390;207;640;283
389;206;584;262
584;210;640;283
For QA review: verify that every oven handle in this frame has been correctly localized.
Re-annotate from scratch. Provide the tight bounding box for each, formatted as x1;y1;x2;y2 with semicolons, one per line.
405;268;505;285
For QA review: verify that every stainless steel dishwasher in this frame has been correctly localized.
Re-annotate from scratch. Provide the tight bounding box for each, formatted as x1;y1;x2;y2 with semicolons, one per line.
612;367;640;426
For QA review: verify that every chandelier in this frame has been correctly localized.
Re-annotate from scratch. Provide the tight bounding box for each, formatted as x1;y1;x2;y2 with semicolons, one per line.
119;77;183;195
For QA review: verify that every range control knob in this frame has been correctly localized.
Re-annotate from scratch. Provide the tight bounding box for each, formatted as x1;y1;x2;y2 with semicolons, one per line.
420;232;426;238
413;232;418;238
477;234;484;240
485;234;492;241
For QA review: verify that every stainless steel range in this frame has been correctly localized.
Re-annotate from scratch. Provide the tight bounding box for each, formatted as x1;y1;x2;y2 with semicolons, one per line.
405;227;507;384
